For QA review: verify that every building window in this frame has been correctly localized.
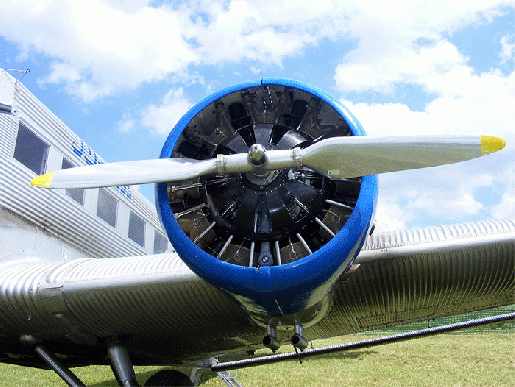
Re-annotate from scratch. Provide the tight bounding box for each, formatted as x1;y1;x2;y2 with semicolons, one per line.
97;189;117;227
128;212;145;247
61;159;85;205
154;232;168;254
13;123;49;175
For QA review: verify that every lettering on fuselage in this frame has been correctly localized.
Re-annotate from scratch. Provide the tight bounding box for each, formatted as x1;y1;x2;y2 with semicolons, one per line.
72;139;131;199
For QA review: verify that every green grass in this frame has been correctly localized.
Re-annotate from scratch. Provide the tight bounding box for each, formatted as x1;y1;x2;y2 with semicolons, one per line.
1;333;513;386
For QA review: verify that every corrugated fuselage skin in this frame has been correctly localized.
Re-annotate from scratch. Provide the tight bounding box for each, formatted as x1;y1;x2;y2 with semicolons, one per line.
157;79;378;326
0;219;512;368
0;71;169;261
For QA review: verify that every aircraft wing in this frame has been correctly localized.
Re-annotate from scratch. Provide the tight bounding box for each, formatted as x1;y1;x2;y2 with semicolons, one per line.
308;217;514;339
0;218;512;368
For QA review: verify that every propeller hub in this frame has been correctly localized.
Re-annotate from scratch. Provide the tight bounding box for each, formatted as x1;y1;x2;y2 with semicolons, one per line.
248;144;267;167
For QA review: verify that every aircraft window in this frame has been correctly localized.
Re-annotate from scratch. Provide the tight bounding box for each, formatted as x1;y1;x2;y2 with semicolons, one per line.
61;159;85;205
13;123;49;175
97;189;118;227
0;103;11;114
128;211;145;247
154;232;168;254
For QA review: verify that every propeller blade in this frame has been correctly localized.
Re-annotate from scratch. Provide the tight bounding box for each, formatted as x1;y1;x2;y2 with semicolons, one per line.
298;135;506;179
31;135;505;189
30;158;221;189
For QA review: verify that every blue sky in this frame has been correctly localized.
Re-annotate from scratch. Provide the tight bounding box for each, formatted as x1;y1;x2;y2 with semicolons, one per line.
1;0;514;232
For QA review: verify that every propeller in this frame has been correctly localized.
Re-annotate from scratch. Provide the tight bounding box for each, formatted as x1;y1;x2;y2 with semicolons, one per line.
31;135;506;189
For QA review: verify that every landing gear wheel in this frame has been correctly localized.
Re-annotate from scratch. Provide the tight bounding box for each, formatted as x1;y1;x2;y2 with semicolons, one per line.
144;370;193;387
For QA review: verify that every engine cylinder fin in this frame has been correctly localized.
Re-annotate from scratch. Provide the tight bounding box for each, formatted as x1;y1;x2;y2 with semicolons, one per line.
176;139;212;160
275;129;306;150
220;201;238;219
241;91;260;125
228;102;256;147
212;143;237;156
283;99;308;131
296;98;318;139
269;124;291;146
261;84;274;111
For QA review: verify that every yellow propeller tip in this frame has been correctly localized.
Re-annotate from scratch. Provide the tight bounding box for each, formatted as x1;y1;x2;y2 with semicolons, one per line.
31;172;55;188
481;135;506;155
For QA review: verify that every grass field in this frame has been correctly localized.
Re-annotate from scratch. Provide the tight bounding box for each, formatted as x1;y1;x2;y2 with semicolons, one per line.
1;333;513;386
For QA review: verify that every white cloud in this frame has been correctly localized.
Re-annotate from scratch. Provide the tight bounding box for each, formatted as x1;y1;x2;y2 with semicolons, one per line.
333;0;510;94
0;0;349;101
344;68;515;140
141;87;193;135
499;34;515;64
117;117;136;133
372;162;503;233
336;40;468;94
492;193;515;219
490;162;515;219
0;0;198;101
343;66;515;231
1;0;512;103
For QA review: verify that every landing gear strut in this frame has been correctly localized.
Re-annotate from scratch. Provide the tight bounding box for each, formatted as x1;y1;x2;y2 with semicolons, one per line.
108;343;139;387
34;344;86;387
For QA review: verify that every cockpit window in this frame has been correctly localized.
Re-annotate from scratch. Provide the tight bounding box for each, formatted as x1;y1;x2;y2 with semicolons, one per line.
97;189;118;227
14;123;49;175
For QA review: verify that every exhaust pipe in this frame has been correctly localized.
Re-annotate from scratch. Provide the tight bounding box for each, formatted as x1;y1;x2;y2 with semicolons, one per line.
291;323;308;351
263;326;281;353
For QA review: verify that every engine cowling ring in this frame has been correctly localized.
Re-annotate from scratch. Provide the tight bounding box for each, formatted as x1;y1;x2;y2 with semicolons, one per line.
156;79;378;323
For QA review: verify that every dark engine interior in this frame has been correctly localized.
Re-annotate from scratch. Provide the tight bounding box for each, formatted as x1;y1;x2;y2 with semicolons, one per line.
168;85;361;267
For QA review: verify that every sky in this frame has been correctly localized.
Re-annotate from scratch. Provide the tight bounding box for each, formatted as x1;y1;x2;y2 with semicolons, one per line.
0;0;514;233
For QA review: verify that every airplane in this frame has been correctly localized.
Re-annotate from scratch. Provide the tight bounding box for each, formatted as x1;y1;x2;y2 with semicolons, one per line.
1;68;513;387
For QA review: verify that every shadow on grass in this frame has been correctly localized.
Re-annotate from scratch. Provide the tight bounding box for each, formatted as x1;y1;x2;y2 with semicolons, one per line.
85;351;376;386
87;367;221;387
310;349;377;360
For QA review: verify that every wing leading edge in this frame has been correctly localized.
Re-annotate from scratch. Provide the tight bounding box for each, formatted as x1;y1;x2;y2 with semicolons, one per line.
0;219;513;368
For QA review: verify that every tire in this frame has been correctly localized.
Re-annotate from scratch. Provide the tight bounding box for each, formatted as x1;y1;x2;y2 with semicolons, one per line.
144;370;193;387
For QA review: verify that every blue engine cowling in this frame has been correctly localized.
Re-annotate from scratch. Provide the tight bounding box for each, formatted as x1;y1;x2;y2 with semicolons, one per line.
157;79;377;327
